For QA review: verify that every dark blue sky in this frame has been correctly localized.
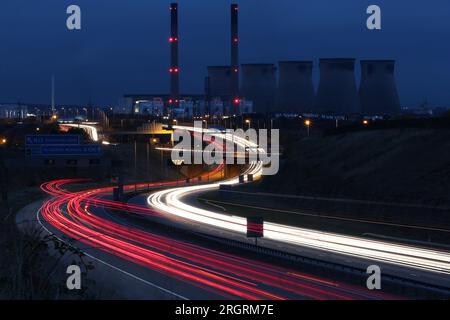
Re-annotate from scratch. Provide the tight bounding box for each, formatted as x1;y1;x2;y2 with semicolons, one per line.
0;0;449;107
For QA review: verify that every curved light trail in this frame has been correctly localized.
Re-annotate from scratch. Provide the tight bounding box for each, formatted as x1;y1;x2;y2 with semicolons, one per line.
38;179;391;300
62;123;99;141
148;126;450;275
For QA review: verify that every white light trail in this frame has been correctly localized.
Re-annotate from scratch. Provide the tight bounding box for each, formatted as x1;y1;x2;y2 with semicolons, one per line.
148;126;450;275
63;123;99;142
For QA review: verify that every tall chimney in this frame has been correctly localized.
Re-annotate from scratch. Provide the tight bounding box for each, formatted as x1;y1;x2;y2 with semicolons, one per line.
169;3;179;105
230;4;239;107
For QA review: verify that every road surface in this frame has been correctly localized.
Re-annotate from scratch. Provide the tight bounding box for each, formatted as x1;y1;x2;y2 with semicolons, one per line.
26;179;394;300
146;126;450;287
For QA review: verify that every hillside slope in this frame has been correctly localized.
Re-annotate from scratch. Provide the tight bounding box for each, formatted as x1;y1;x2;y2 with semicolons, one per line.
261;128;450;207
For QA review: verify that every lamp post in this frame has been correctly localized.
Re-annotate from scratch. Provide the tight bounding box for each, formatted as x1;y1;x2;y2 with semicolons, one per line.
305;119;311;137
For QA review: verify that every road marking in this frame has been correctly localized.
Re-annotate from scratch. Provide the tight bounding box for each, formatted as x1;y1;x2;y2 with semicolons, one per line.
204;200;227;212
201;198;450;234
222;190;450;211
36;206;189;300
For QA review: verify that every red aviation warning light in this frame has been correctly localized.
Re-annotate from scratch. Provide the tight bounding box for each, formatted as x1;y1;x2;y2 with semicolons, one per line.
233;98;241;105
169;68;179;73
169;37;178;43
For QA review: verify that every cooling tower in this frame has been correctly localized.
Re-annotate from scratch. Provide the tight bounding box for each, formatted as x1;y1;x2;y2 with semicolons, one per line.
207;66;232;98
241;64;276;114
169;3;179;103
360;60;401;115
315;59;360;114
277;61;315;113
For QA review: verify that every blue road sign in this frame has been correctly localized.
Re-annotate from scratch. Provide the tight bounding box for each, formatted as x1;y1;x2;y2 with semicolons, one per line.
26;134;80;145
30;145;101;156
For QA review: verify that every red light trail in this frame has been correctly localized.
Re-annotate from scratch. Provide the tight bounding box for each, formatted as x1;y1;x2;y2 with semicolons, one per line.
38;179;397;300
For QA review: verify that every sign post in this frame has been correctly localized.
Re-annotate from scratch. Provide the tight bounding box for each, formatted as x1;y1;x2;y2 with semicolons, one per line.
247;216;264;246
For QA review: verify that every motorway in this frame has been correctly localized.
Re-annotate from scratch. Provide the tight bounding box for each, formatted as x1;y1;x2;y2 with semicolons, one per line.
25;125;449;299
60;123;99;141
32;179;393;300
146;126;450;286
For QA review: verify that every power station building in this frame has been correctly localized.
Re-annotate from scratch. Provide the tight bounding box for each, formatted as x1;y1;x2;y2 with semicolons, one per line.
123;3;402;118
276;61;315;113
207;66;233;99
315;58;361;114
241;64;277;114
359;60;401;115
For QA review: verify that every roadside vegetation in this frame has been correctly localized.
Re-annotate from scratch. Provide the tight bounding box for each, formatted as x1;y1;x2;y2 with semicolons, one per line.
0;148;107;299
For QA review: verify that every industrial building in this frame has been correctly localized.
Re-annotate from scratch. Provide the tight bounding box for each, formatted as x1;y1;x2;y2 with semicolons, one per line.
204;3;241;115
125;3;243;117
0;104;28;119
359;60;401;115
124;94;205;117
207;66;233;99
241;64;277;114
276;61;315;113
123;3;402;118
315;59;361;114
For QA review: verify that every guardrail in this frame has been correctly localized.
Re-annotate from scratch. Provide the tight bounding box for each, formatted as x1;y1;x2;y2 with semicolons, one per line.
195;232;450;299
123;185;450;299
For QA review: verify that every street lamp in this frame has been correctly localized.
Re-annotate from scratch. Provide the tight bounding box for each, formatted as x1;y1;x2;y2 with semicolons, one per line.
245;119;251;130
363;119;369;126
304;119;311;137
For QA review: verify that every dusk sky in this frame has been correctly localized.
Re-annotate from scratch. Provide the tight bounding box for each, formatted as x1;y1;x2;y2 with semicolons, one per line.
0;0;449;107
